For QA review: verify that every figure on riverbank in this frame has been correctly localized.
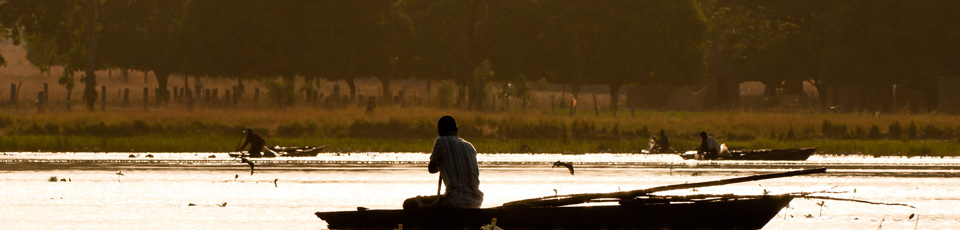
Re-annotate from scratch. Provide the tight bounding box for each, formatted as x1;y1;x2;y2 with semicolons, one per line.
698;131;721;160
403;116;484;210
650;129;672;153
236;129;266;157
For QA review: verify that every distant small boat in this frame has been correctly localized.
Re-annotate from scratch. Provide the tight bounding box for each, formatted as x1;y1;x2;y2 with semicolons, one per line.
679;147;816;161
229;145;325;158
268;145;326;157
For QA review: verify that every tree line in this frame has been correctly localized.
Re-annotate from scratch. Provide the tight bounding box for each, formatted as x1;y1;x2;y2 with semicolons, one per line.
1;0;958;112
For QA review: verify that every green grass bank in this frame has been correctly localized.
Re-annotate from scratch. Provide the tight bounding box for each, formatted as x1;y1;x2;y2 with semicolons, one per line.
1;106;959;156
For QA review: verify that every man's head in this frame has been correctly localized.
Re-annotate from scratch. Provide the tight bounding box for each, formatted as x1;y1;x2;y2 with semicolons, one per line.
660;129;665;135
438;115;458;136
246;128;254;135
700;131;708;139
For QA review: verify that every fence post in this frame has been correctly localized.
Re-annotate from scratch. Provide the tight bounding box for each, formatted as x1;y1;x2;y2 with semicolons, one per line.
37;91;44;113
551;95;556;114
123;88;130;106
10;83;17;105
196;84;204;103
232;86;238;105
143;87;149;111
186;88;194;110
593;94;599;117
101;85;106;112
43;82;49;105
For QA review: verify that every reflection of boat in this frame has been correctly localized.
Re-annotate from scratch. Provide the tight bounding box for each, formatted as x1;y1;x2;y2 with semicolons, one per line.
680;147;816;161
316;168;826;230
228;145;324;158
316;194;794;230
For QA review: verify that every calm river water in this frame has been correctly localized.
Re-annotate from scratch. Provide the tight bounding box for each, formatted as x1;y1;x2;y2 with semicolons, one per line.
1;152;959;229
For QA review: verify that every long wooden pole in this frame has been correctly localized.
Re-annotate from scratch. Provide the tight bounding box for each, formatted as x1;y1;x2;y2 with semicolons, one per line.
436;176;442;196
502;168;827;207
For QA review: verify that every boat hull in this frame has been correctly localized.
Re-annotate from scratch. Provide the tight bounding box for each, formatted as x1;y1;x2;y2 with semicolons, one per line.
680;147;816;161
228;146;324;158
316;195;793;230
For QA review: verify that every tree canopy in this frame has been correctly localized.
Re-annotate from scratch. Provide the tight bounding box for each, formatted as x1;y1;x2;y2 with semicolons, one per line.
2;0;959;112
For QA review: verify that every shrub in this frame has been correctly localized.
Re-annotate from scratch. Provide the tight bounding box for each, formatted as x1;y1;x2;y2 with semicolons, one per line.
908;145;933;156
853;126;866;139
888;121;902;140
907;122;918;139
923;124;945;139
132;120;150;134
867;125;882;139
822;120;847;139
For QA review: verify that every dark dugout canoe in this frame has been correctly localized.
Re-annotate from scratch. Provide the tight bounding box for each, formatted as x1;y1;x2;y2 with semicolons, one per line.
316;194;794;230
679;147;817;161
228;145;324;158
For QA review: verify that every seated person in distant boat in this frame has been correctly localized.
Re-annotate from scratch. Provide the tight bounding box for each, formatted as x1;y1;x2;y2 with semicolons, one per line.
698;131;721;159
650;129;672;153
403;116;484;210
236;128;266;157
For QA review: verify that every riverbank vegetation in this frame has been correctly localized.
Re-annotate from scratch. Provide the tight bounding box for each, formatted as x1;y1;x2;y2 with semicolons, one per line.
1;107;957;156
2;1;960;156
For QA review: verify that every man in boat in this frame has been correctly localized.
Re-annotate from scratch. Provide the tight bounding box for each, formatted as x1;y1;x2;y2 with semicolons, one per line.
698;131;721;160
651;129;672;153
403;115;484;210
236;128;266;158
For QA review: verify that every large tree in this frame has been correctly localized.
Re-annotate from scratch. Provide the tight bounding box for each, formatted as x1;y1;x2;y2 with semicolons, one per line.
400;0;525;109
534;0;708;114
0;0;103;110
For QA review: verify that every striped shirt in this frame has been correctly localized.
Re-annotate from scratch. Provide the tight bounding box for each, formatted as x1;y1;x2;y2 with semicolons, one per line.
430;135;484;208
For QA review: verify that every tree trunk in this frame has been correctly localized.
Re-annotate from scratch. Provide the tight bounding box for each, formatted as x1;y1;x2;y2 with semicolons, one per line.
380;77;392;106
783;79;805;96
155;71;170;103
82;0;98;111
236;78;244;101
609;83;622;116
66;89;72;111
570;83;582;115
809;80;828;108
457;84;467;108
864;82;895;112
469;80;487;110
763;81;778;99
345;77;357;101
